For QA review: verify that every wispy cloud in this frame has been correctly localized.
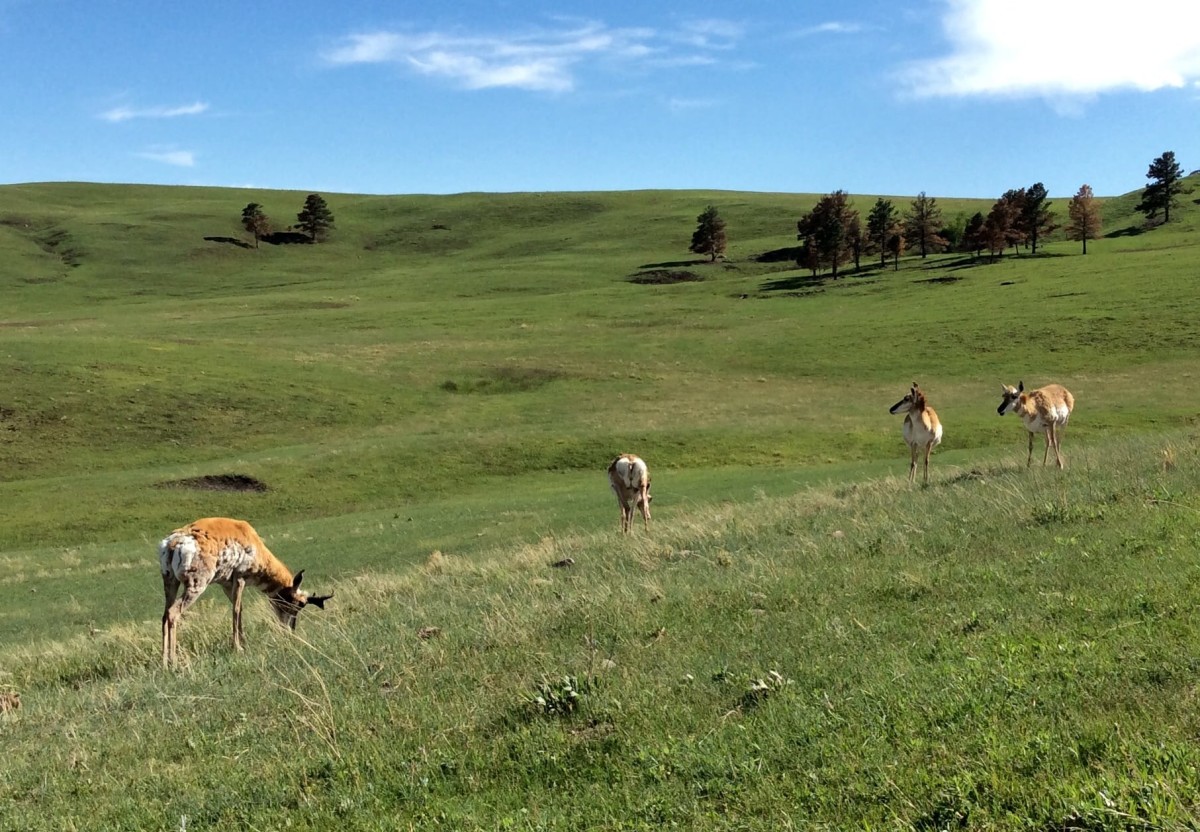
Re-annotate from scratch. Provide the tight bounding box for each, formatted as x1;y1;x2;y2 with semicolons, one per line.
671;19;743;49
323;19;744;92
666;96;719;113
136;148;196;167
901;0;1200;99
100;101;209;123
793;21;864;37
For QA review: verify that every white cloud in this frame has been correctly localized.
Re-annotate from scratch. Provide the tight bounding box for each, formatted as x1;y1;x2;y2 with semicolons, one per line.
902;0;1200;99
672;19;743;49
324;19;743;92
794;21;864;37
137;148;196;167
100;101;209;123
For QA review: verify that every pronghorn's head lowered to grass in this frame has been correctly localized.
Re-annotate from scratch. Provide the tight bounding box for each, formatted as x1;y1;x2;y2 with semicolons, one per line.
159;517;333;667
890;382;943;485
998;381;1075;468
267;568;334;632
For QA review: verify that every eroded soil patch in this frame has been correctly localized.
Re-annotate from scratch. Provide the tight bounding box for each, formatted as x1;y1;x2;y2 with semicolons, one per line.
157;474;269;492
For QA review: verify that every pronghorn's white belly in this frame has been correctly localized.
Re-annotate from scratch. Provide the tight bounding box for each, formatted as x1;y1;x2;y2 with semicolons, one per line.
1023;404;1070;433
159;532;200;578
903;417;942;448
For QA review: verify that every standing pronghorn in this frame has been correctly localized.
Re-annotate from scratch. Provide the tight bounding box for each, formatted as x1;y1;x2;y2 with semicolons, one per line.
890;382;943;485
608;454;652;533
997;381;1075;468
159;517;332;667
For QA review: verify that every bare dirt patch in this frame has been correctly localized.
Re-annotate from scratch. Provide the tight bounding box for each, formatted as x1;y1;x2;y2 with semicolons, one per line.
157;474;269;493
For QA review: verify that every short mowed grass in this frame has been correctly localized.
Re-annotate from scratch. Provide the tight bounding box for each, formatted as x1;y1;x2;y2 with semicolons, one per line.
1;179;1200;829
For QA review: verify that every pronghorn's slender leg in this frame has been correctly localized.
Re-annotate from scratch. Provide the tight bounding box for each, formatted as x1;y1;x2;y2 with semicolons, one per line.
908;444;918;483
1026;432;1035;467
923;442;933;485
163;577;210;667
1049;425;1064;469
638;484;651;530
222;578;247;651
161;573;181;668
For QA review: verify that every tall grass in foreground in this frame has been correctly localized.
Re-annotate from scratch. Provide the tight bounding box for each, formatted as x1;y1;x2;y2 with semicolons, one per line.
3;430;1200;829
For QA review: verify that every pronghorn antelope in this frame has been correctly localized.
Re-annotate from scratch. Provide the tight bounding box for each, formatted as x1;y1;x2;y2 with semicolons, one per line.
889;382;943;485
997;381;1075;468
608;453;652;533
159;517;332;667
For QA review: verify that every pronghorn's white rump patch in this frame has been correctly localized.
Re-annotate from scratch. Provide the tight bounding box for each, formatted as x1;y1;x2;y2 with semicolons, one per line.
159;533;200;578
611;455;648;490
608;453;652;533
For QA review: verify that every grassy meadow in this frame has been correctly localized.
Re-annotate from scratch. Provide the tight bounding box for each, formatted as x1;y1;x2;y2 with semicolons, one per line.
1;178;1200;829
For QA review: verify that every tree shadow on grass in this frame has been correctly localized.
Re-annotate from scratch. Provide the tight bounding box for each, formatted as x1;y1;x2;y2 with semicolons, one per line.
1106;225;1145;238
263;231;312;245
203;236;252;249
755;246;803;264
637;258;708;269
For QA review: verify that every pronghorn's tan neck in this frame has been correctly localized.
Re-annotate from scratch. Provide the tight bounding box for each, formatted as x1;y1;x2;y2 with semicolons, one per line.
249;551;294;594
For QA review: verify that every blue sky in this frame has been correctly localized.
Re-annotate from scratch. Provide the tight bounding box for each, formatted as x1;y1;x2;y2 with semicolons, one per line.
3;0;1199;198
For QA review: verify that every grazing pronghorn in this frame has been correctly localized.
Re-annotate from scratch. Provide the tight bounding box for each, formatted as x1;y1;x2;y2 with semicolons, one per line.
608;453;652;533
159;517;332;667
889;382;943;485
998;381;1075;468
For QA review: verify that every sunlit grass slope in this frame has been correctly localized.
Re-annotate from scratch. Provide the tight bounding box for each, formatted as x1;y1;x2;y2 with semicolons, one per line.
0;177;1198;828
5;434;1200;829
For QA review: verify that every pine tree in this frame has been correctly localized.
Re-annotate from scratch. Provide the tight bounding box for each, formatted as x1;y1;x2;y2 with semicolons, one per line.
961;212;985;257
866;198;897;267
689;205;728;262
1020;182;1057;254
1135;151;1185;225
982;197;1019;262
796;190;859;278
1065;184;1103;254
240;203;271;249
296;194;335;242
903;192;946;258
886;232;905;271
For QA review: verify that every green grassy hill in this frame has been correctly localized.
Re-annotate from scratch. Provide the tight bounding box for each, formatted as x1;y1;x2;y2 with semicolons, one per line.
1;179;1199;829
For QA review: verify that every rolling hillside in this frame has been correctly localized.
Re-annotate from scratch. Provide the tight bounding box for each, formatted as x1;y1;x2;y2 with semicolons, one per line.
1;178;1199;829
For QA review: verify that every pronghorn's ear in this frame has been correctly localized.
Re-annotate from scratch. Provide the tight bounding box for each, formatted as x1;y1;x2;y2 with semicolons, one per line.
1000;383;1008;393
307;592;333;610
292;569;305;590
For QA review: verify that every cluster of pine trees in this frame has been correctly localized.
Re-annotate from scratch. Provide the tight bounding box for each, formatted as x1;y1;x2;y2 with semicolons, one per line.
690;151;1187;274
239;193;335;249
